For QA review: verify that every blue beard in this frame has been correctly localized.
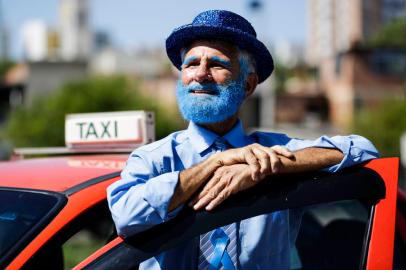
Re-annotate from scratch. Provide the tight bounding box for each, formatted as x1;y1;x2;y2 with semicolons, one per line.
176;79;246;124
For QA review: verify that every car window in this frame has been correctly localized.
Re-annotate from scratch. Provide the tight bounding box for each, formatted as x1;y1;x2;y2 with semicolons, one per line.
21;201;115;270
0;188;66;268
293;200;370;270
62;203;116;269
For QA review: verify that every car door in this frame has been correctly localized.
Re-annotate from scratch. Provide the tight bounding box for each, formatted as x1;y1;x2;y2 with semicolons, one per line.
74;158;399;270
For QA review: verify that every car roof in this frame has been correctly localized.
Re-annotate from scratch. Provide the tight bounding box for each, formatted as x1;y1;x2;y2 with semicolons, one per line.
0;154;128;192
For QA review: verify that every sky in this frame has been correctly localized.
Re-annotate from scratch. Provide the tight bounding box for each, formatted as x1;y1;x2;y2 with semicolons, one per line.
1;0;307;60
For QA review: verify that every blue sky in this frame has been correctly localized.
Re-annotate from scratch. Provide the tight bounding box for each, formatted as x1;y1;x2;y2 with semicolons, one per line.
2;0;307;59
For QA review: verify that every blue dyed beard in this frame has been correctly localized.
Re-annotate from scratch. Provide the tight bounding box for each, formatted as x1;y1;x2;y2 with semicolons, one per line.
176;78;246;124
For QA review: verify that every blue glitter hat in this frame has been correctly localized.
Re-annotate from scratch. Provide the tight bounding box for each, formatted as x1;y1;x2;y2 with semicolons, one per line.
166;10;274;83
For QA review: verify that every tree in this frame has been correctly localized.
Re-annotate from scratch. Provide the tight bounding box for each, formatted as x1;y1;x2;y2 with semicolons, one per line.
357;17;406;157
0;60;15;80
4;76;183;147
369;18;406;50
353;99;406;157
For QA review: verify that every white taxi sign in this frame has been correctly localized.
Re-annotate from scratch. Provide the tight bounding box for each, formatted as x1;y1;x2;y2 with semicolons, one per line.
65;111;155;148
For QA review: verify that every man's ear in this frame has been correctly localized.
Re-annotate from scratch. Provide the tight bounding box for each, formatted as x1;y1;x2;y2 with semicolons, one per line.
245;73;258;97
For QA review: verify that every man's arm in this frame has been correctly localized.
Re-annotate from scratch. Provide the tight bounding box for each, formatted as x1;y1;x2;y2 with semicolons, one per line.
192;134;380;211
192;147;345;211
285;134;379;173
108;144;292;236
168;144;294;211
277;147;344;174
171;134;378;211
167;154;222;212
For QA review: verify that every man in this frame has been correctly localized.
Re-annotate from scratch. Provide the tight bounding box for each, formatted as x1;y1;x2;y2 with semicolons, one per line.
107;10;379;269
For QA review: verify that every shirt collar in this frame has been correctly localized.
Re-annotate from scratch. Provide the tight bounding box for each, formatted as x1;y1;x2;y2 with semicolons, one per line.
186;120;252;154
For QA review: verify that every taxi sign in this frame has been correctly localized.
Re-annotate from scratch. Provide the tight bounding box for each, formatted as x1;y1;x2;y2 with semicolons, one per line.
65;111;154;148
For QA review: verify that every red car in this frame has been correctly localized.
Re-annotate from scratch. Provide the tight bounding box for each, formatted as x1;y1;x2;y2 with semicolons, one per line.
0;111;404;269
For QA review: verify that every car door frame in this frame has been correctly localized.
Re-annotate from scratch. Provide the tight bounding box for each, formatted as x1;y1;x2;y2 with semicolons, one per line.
74;158;399;270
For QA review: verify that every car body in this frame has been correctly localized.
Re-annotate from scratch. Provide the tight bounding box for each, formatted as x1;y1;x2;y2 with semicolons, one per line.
0;154;126;269
0;152;403;270
0;110;404;270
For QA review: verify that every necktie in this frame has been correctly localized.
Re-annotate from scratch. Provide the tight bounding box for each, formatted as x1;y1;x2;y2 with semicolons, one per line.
198;138;238;270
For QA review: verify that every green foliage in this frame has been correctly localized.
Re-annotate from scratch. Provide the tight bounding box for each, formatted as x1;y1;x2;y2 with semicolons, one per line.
0;60;15;79
369;18;406;49
273;64;318;94
273;64;291;93
4;76;183;147
363;18;406;157
353;99;406;157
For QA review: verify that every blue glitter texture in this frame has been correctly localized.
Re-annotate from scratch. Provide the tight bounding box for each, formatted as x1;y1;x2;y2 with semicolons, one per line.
176;57;250;124
166;10;274;83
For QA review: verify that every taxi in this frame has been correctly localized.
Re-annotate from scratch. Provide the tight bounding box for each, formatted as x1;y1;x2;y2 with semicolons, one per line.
0;111;404;270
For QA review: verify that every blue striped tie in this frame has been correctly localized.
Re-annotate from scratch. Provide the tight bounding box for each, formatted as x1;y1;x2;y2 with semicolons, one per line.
198;138;238;270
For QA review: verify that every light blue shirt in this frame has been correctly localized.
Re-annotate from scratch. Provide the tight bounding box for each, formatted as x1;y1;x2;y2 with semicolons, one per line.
107;121;379;269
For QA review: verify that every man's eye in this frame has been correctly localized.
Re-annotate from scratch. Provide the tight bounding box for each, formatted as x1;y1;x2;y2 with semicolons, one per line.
210;62;227;69
184;62;199;68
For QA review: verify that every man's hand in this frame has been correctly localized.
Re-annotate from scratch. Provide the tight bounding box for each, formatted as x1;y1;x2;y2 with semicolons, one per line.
191;147;344;211
192;164;258;211
216;144;294;181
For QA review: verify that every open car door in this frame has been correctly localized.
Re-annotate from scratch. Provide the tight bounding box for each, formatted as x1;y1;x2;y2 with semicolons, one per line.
74;158;399;270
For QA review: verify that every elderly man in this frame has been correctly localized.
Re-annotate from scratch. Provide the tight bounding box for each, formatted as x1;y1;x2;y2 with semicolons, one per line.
107;10;379;269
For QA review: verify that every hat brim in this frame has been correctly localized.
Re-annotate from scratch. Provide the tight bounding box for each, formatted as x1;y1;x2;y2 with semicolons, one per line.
166;24;274;84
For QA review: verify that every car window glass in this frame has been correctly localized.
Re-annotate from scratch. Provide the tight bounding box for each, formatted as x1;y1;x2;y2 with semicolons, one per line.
62;207;115;269
22;202;116;270
292;200;369;270
0;189;60;260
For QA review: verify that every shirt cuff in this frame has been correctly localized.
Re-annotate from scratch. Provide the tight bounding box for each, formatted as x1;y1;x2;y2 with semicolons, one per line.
143;171;183;221
311;135;379;172
286;135;379;173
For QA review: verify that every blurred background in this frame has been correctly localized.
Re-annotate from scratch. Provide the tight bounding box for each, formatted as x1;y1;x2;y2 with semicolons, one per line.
0;1;405;267
0;0;405;186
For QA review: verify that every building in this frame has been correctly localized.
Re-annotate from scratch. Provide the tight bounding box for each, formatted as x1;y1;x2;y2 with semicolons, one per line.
21;20;49;62
307;0;406;130
59;0;91;61
307;0;406;65
2;61;88;107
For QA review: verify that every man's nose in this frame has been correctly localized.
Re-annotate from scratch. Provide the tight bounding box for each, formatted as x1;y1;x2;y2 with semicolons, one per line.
193;64;212;83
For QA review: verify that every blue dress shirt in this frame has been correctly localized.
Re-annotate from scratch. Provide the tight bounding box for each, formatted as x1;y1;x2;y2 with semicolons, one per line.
107;121;379;269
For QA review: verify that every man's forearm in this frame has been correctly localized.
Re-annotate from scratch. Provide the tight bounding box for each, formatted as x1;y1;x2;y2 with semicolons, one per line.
169;146;343;212
277;147;344;174
168;154;222;211
192;147;345;211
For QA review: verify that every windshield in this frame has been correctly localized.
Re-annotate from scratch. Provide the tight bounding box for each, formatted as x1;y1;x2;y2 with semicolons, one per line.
0;189;65;261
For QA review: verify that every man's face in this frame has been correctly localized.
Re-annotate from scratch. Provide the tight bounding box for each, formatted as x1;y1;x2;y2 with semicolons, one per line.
176;41;248;124
180;40;240;85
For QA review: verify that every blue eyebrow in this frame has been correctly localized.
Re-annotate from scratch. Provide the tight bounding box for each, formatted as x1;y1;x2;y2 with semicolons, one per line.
182;55;232;68
182;56;198;66
209;56;231;68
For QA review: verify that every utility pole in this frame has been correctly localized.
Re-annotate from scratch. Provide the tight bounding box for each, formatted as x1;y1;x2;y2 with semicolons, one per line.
247;0;276;129
0;0;9;60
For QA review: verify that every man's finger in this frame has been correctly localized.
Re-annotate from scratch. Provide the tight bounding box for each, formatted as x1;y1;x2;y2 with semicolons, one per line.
252;148;271;174
189;173;221;206
206;189;230;211
244;149;260;181
271;145;294;158
193;180;226;210
268;150;281;173
199;173;220;199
